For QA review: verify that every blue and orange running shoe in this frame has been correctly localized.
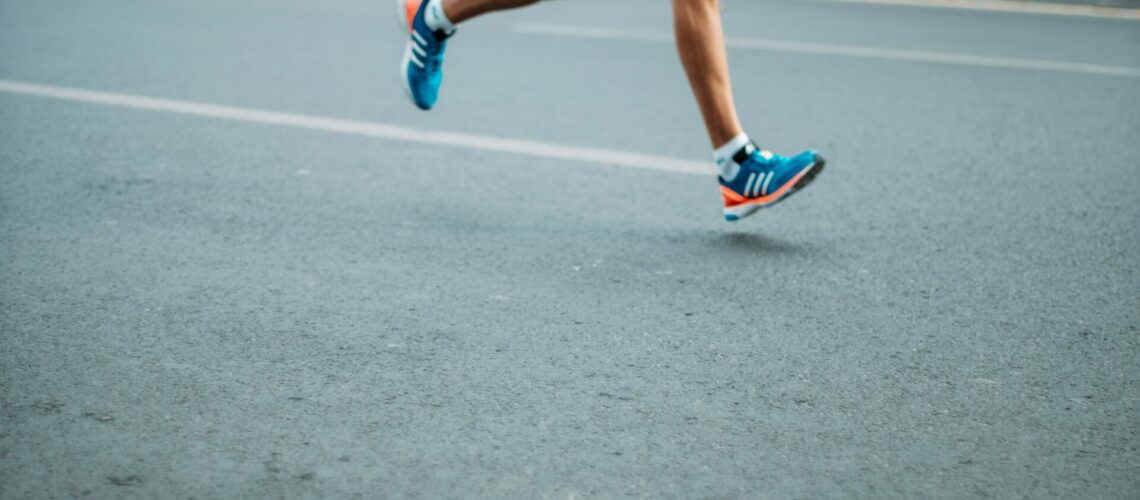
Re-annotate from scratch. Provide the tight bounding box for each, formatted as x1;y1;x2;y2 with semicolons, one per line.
719;143;825;221
400;0;449;110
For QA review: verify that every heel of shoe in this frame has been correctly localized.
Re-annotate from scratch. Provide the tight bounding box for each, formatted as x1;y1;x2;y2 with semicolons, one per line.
397;0;419;33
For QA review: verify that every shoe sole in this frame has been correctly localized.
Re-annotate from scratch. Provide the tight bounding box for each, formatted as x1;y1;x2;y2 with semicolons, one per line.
399;42;415;104
397;0;415;104
398;0;435;110
397;0;414;32
723;155;826;221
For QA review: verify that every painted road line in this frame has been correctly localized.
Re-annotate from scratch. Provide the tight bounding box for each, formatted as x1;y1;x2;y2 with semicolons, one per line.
0;79;710;176
819;0;1140;20
512;23;1140;79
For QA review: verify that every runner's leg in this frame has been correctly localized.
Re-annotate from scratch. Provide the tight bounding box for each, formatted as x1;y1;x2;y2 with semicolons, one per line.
671;0;826;221
442;0;541;24
672;0;744;148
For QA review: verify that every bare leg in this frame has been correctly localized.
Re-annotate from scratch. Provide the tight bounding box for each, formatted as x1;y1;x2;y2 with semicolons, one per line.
441;0;541;24
673;0;744;148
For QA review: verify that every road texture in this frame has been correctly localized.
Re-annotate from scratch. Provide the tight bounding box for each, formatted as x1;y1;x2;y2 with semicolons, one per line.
1;0;1138;498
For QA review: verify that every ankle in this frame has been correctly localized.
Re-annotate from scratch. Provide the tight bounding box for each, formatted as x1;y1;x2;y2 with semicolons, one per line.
713;133;751;180
424;0;457;35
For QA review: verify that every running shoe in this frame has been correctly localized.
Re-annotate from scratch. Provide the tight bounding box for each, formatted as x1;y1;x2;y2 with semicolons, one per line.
400;0;449;110
719;143;825;221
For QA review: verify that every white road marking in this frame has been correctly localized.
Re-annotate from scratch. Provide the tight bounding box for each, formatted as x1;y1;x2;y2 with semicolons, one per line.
512;23;1140;79
0;79;710;176
819;0;1140;20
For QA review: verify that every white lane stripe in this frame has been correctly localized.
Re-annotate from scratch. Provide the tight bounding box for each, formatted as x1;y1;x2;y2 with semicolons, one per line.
0;79;710;176
820;0;1140;20
512;23;1140;78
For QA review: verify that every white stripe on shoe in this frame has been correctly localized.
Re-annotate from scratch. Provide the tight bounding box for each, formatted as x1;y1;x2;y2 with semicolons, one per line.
412;31;429;47
743;172;758;198
407;45;425;68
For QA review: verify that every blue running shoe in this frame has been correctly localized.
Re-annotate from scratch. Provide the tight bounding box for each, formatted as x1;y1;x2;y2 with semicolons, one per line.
719;143;825;221
401;0;450;110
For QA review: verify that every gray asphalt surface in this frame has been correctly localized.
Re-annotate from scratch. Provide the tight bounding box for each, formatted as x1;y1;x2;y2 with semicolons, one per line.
2;0;1139;498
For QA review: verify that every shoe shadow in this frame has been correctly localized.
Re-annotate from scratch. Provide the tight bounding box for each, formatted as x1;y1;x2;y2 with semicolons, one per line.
709;231;811;256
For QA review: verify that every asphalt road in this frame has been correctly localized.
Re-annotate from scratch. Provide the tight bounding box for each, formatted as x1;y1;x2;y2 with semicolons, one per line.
2;0;1138;498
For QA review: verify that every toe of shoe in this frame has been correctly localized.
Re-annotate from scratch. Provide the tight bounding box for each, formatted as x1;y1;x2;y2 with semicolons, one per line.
412;87;437;109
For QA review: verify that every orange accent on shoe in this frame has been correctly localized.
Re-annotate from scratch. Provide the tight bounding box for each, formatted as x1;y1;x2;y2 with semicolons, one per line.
720;164;814;208
405;0;421;33
720;186;746;206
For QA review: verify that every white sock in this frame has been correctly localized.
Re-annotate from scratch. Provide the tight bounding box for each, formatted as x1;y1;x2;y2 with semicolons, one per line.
713;133;751;181
423;0;457;36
